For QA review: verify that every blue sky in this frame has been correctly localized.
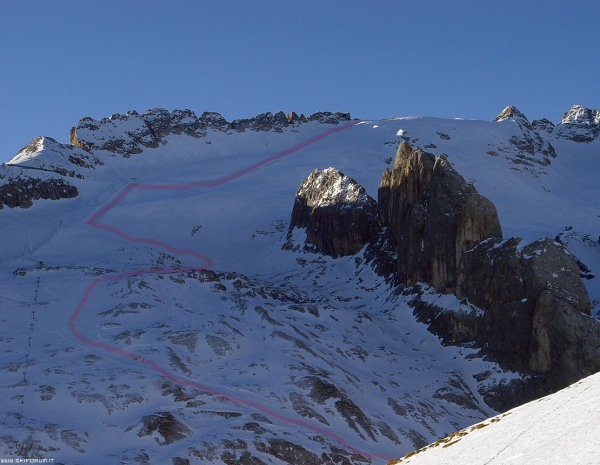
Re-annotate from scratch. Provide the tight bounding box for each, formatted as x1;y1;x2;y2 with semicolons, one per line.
1;0;599;161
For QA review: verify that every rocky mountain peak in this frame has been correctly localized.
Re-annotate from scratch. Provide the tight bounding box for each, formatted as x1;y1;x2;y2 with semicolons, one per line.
492;106;559;168
560;104;600;125
287;167;379;257
8;135;102;178
494;105;531;129
554;105;600;142
10;136;59;163
296;167;371;207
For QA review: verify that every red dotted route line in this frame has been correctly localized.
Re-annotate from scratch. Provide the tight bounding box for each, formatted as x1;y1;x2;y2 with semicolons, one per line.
69;121;395;462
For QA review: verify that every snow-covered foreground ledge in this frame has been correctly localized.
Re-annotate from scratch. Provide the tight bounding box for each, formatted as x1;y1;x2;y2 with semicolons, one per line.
389;371;600;465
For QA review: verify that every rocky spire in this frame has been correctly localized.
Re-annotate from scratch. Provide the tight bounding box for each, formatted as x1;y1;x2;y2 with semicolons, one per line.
375;142;598;407
378;141;503;293
493;105;531;129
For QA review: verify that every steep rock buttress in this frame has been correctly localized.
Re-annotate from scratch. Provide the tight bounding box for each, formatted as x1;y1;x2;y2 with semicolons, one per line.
377;141;503;293
378;142;599;408
288;141;600;410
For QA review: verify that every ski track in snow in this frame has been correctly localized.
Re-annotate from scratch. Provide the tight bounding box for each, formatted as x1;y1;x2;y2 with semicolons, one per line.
68;120;394;462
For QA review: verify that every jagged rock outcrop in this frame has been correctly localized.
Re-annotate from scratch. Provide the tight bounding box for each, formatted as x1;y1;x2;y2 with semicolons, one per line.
287;167;379;257
493;105;531;127
196;111;230;132
378;141;503;293
128;412;192;445
232;111;290;132
70;108;213;156
554;105;600;142
0;176;78;209
70;109;352;156
493;106;557;166
286;111;306;125
532;118;555;134
457;237;598;380
307;111;352;124
228;111;352;133
374;141;599;407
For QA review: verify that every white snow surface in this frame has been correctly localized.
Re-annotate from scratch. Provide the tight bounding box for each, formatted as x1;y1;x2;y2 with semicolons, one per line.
0;108;598;464
391;371;600;465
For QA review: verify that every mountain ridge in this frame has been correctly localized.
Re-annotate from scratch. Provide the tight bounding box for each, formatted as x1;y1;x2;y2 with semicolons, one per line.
0;105;598;463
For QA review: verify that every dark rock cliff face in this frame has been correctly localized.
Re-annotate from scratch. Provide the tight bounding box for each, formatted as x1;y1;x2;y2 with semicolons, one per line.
289;140;599;410
288;141;600;402
374;142;599;409
286;167;379;258
378;141;503;293
0;176;78;209
457;238;597;381
413;236;600;410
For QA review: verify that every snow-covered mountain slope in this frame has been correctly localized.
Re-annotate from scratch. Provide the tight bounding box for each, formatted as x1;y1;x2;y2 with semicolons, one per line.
389;370;600;465
0;106;598;464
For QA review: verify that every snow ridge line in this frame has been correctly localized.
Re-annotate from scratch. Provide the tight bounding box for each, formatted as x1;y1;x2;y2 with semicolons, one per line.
483;383;594;465
70;121;394;462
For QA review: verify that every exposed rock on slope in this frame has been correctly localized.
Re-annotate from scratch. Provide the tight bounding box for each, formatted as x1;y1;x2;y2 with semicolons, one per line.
493;105;531;127
70;109;211;156
457;237;598;384
0;176;78;209
494;104;600;145
287;167;379;257
493;106;557;167
378;141;503;293
232;111;291;132
128;411;192;445
374;142;599;408
8;136;103;177
231;111;351;132
70;108;352;156
554;104;600;142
